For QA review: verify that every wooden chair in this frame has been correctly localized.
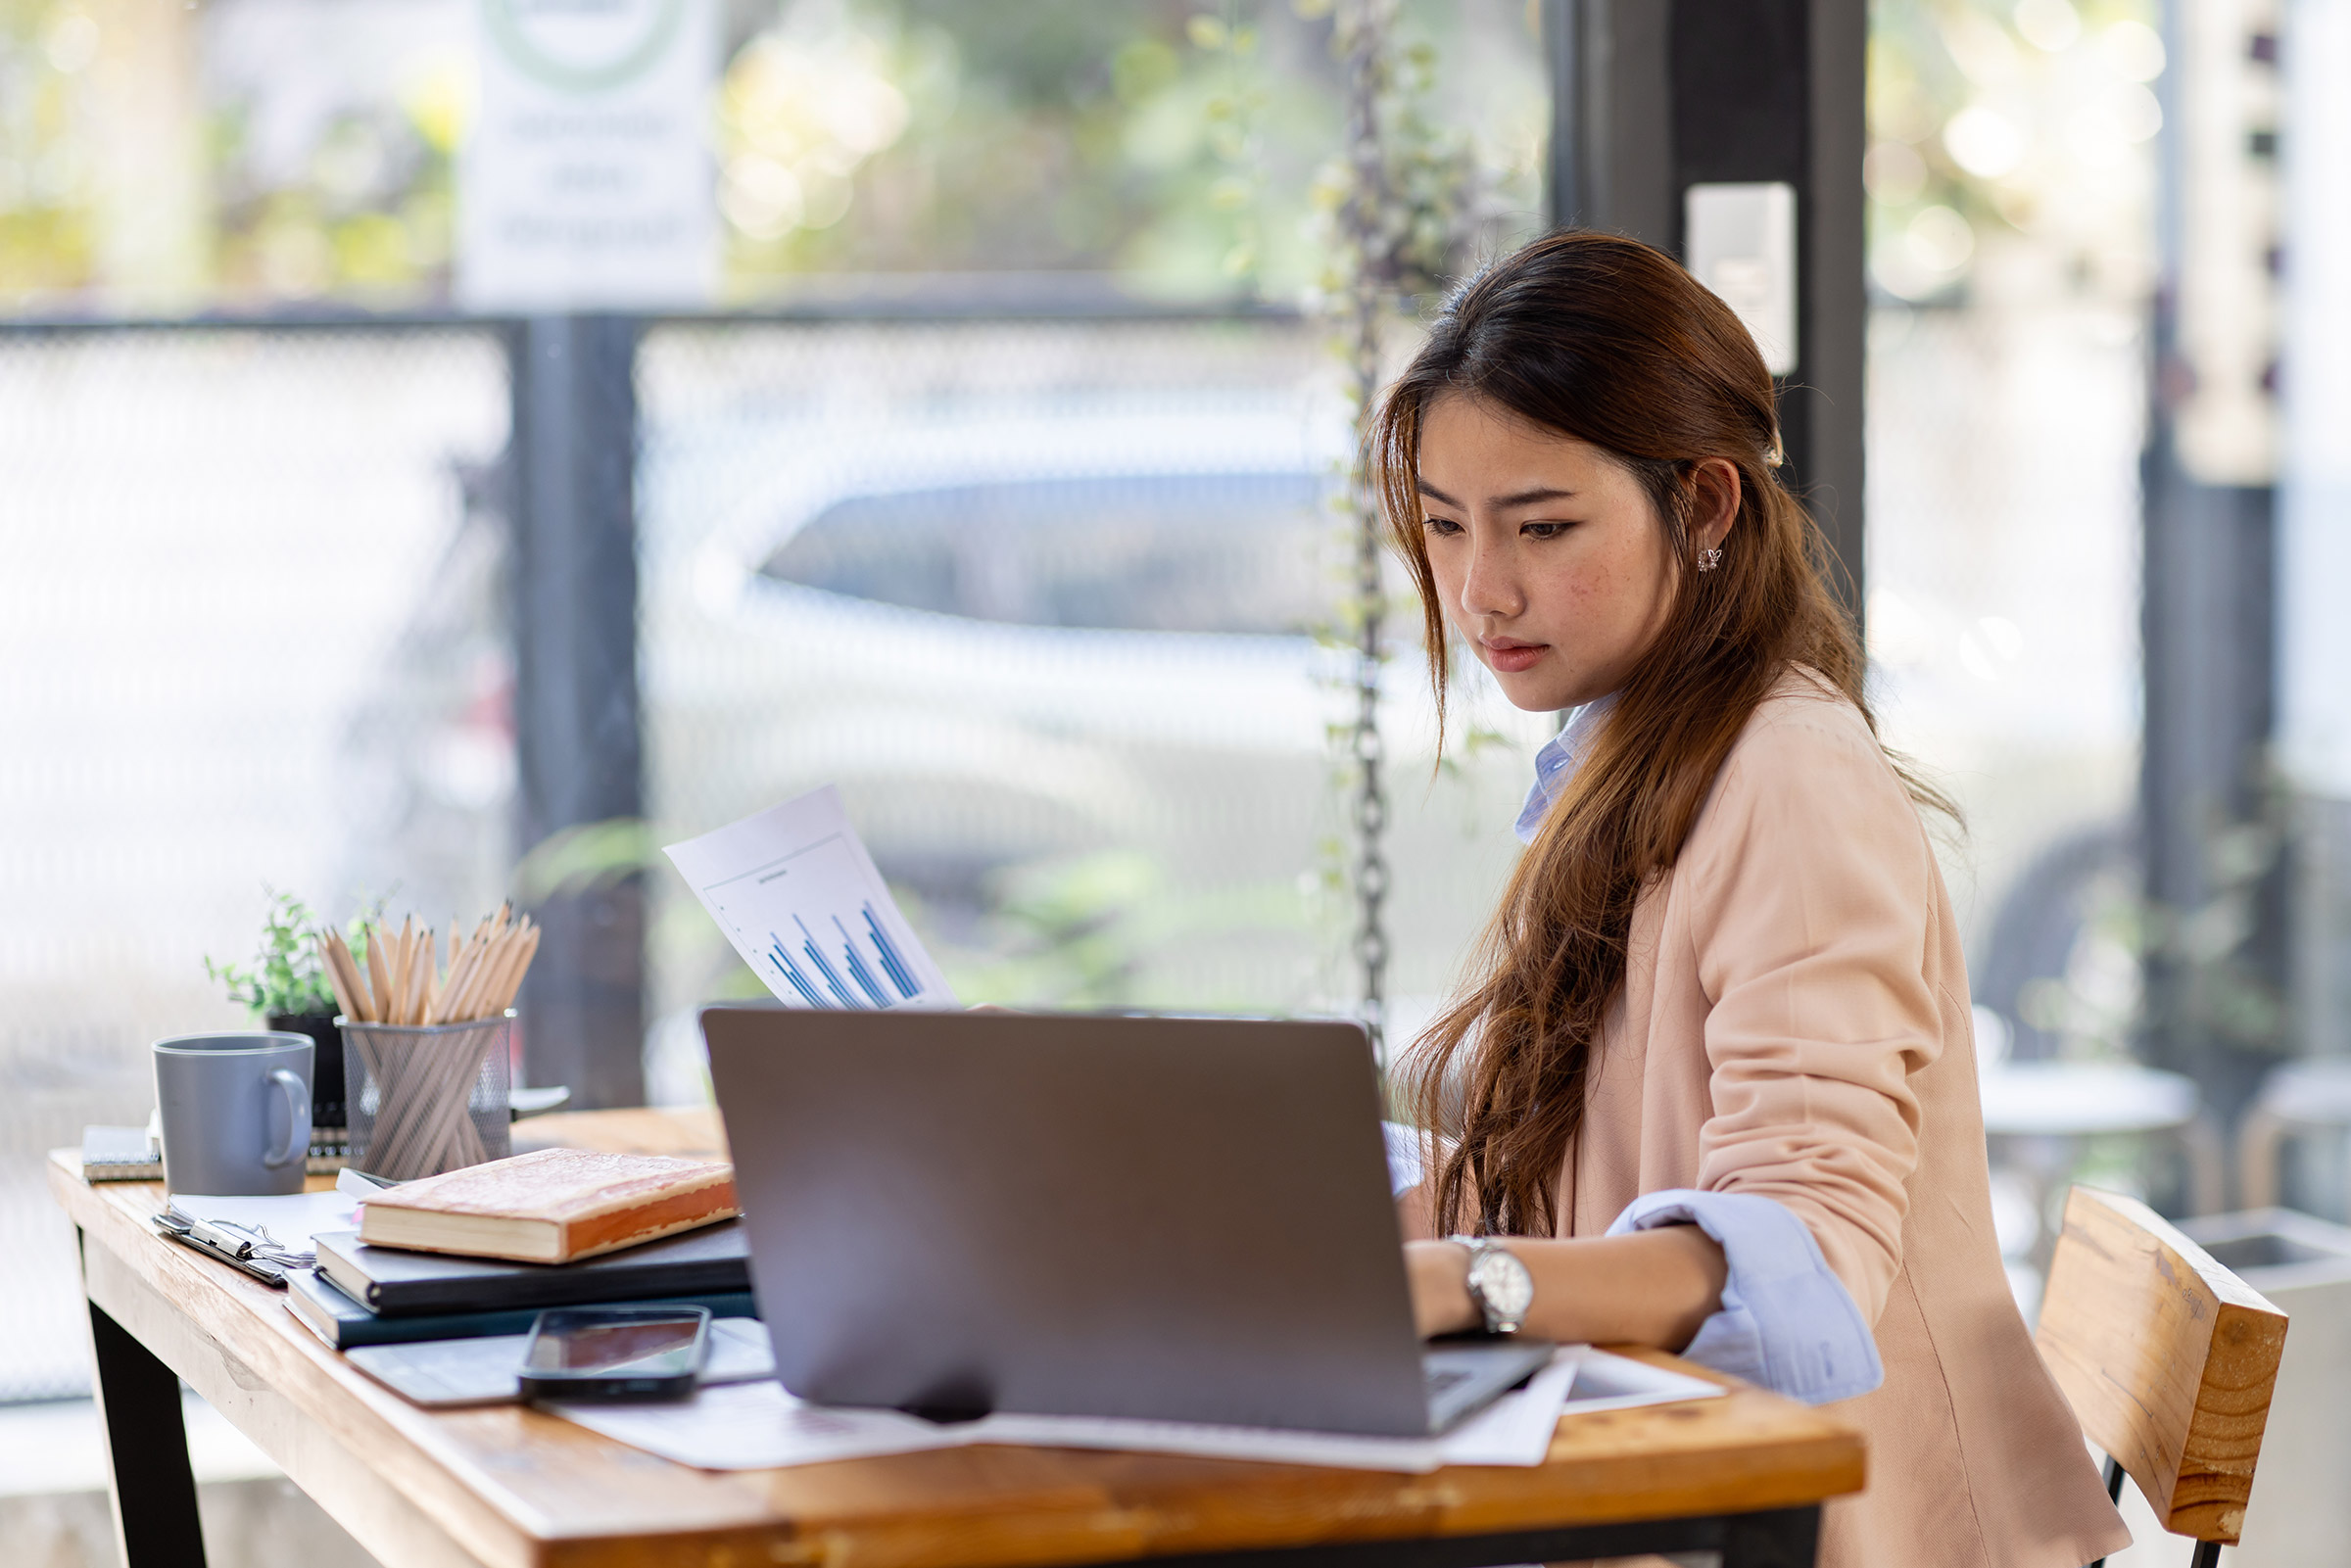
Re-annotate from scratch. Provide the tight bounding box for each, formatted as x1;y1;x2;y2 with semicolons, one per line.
2037;1185;2290;1568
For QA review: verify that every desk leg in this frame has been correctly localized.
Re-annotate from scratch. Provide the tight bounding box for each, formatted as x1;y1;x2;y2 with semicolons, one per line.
80;1230;209;1568
1719;1504;1820;1568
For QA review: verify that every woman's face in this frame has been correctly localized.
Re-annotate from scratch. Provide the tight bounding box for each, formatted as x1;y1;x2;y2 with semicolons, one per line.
1415;393;1682;713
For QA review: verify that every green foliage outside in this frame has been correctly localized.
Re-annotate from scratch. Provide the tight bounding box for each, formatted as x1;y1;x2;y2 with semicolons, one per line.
1;0;2170;315
208;83;461;307
713;0;1539;303
929;850;1314;1011
0;0;461;309
0;0;98;301
0;0;1543;313
1865;0;2162;303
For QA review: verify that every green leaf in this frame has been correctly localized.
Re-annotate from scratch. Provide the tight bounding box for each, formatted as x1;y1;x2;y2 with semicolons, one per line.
1186;15;1228;50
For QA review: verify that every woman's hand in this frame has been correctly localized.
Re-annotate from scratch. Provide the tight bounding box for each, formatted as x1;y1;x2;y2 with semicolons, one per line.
1405;1239;1480;1337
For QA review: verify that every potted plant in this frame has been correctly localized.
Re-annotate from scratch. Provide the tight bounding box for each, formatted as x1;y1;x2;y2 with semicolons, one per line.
206;891;354;1149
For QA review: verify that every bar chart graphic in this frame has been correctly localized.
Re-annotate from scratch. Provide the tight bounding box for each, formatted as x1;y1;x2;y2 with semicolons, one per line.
768;906;923;1010
665;786;955;1011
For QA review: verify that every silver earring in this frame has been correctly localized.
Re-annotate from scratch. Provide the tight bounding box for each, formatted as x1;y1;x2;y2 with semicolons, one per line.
1698;546;1722;573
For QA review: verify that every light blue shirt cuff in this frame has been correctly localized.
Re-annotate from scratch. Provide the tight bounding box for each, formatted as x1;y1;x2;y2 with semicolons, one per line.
1381;1121;1424;1197
1606;1188;1885;1405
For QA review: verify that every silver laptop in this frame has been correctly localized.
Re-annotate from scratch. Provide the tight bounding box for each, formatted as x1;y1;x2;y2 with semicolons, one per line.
701;1006;1552;1436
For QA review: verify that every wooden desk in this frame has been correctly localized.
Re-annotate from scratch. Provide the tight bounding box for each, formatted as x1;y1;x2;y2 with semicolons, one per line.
51;1118;1863;1568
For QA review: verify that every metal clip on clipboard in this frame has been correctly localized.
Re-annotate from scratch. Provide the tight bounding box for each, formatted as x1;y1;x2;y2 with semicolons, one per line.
152;1209;290;1287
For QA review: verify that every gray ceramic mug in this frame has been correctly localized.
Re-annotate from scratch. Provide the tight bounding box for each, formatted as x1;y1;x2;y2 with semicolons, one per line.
154;1032;313;1195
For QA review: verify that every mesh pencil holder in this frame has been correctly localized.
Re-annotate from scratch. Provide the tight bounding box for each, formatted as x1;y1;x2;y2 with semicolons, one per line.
341;1012;514;1181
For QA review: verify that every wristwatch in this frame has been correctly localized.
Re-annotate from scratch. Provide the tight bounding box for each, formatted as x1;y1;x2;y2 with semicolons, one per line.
1449;1235;1534;1335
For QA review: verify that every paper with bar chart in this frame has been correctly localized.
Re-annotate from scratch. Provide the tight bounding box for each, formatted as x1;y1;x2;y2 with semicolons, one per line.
664;786;956;1011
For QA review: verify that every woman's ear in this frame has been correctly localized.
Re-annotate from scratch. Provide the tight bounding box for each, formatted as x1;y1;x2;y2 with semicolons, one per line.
1692;458;1743;551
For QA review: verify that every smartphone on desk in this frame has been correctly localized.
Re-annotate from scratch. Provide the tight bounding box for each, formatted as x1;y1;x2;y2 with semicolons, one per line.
517;1306;710;1402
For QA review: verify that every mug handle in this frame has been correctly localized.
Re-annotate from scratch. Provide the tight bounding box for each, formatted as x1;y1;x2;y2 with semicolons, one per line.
262;1068;311;1169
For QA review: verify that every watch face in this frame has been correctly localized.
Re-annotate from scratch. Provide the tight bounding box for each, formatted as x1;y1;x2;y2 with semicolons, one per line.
1471;1249;1534;1321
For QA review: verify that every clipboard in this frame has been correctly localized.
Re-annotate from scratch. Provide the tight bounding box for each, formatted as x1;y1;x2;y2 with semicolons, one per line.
153;1211;290;1287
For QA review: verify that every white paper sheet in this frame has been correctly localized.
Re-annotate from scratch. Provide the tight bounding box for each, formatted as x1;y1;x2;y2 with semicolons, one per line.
548;1379;969;1469
663;785;955;1011
979;1345;1588;1470
1559;1349;1725;1413
551;1346;1594;1474
1434;1346;1590;1465
348;1316;777;1408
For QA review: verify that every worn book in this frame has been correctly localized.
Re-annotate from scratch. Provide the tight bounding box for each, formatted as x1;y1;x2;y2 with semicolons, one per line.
284;1264;757;1350
314;1219;753;1317
356;1147;740;1263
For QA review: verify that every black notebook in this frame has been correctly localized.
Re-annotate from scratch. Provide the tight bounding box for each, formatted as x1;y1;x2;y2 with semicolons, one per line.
285;1265;758;1349
313;1218;752;1317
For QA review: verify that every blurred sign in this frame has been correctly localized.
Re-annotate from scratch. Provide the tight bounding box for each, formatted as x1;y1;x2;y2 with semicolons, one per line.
2174;0;2280;485
458;0;718;312
1684;183;1798;376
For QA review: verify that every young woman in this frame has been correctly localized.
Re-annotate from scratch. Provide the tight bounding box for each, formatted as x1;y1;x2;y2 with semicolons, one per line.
1373;232;2129;1568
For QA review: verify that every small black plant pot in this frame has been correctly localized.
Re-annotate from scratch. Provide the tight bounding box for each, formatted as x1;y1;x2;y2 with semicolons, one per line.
266;1010;347;1137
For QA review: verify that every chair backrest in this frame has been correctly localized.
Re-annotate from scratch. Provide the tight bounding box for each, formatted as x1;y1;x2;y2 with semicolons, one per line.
2037;1185;2289;1545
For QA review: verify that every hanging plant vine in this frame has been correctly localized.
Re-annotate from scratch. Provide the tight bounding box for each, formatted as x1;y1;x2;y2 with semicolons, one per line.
1306;0;1496;1056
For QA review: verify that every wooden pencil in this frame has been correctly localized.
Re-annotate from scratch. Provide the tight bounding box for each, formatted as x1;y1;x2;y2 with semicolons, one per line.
334;904;543;1177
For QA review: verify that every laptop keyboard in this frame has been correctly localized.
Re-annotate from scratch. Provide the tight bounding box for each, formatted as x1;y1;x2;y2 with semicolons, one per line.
1424;1365;1473;1397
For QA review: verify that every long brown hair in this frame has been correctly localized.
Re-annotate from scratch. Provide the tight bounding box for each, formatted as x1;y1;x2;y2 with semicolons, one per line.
1370;229;1946;1237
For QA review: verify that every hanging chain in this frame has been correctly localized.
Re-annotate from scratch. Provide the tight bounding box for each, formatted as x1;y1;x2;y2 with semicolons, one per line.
1348;260;1389;1060
1352;449;1390;1062
1338;0;1396;1060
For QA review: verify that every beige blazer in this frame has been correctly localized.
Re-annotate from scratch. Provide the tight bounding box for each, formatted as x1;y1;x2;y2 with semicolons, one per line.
1546;671;2128;1568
